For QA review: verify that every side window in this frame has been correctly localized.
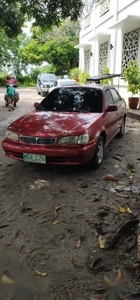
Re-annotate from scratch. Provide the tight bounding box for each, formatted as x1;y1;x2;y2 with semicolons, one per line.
110;88;121;103
105;90;114;107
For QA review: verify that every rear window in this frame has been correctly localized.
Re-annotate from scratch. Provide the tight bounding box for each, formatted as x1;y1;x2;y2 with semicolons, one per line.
37;87;103;113
6;75;16;79
41;74;56;81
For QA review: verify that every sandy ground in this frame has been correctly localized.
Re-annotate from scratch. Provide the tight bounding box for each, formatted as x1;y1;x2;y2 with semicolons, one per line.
0;88;140;300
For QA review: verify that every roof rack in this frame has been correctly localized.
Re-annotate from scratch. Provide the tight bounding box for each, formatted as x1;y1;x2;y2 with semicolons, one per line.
87;74;121;81
87;74;121;91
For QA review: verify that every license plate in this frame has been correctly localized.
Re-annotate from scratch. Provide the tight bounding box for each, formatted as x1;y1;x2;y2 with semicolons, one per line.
23;153;46;164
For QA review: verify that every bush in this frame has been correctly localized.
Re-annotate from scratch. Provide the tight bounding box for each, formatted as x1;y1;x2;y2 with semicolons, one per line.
101;67;111;85
79;71;90;84
69;68;81;81
0;76;5;86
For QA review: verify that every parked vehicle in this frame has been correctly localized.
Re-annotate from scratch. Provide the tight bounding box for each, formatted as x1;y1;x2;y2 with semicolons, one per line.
37;73;57;97
2;80;126;169
49;79;79;93
5;74;18;87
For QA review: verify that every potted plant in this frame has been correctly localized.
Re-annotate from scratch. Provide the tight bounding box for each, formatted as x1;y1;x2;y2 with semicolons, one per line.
124;60;140;109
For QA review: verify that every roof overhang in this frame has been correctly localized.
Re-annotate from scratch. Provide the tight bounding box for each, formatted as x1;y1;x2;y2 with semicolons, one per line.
89;32;111;42
109;15;140;30
75;42;92;49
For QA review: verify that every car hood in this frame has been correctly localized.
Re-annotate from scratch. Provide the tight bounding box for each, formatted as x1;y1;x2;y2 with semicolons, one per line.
9;110;100;137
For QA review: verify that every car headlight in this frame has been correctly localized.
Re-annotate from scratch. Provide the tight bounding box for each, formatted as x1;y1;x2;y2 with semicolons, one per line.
58;136;78;144
78;133;89;144
6;130;19;140
58;134;89;145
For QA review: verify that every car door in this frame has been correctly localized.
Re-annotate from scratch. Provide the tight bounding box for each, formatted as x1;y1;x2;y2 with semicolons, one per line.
104;89;118;144
109;88;124;133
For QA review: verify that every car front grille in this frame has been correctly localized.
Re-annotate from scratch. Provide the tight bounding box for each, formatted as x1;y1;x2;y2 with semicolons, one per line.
21;136;56;145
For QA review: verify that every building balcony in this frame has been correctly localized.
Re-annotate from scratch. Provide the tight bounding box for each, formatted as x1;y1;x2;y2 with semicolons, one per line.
99;0;110;17
80;0;111;37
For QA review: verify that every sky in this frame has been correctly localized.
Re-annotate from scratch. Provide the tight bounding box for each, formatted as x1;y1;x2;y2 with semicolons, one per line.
22;21;32;36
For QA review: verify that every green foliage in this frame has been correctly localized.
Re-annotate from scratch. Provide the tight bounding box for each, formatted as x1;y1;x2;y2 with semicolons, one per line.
19;20;79;75
79;71;90;84
40;38;79;75
69;68;90;83
20;39;43;65
31;19;79;44
69;68;81;80
0;2;25;38
0;31;30;75
102;67;111;85
0;19;79;78
0;0;83;38
0;76;5;86
41;64;57;74
124;60;140;95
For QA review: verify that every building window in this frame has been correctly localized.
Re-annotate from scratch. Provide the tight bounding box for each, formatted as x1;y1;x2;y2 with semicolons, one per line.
100;0;110;16
122;28;140;74
98;42;109;74
84;49;90;73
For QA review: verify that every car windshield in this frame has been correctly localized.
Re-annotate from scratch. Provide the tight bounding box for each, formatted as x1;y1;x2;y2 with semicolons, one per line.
36;87;103;113
42;75;56;81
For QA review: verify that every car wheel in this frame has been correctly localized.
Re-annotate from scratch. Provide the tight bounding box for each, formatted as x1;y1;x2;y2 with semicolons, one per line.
41;91;46;97
117;118;125;138
88;136;105;169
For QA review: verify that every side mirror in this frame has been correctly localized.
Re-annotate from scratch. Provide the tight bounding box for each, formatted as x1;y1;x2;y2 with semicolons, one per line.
106;105;118;112
34;102;40;108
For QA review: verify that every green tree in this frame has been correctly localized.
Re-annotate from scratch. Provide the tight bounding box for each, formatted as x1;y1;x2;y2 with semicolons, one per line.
20;20;79;75
20;39;43;66
0;0;83;38
0;1;25;38
41;38;79;75
0;31;30;75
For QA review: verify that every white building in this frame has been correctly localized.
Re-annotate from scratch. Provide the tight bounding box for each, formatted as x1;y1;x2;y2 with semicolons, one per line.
76;0;140;100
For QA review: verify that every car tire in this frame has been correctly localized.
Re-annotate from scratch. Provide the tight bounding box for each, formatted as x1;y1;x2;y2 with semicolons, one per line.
41;91;46;97
88;136;105;169
117;118;125;138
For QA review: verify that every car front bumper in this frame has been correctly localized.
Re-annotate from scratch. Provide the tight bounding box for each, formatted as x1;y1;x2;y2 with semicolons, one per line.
41;87;49;92
2;139;96;165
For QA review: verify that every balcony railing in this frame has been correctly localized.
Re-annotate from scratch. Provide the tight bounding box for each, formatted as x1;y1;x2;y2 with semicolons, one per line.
81;12;91;29
100;0;110;16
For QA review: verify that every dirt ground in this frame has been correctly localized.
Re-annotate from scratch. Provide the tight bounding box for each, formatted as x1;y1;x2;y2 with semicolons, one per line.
0;88;140;300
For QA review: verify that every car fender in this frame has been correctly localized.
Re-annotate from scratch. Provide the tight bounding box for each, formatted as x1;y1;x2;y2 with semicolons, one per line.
93;126;107;144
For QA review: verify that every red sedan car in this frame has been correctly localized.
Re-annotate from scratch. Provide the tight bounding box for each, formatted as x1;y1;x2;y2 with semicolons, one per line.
2;84;126;168
5;74;18;87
